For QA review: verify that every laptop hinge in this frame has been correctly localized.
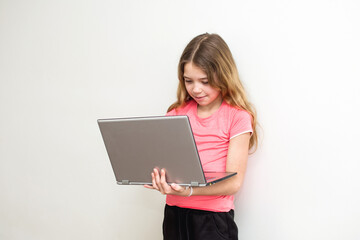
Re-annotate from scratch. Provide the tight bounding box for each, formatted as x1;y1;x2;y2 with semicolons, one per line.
190;182;199;187
121;180;130;185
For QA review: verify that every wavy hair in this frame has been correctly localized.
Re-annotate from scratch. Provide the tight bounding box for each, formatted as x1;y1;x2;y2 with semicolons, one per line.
168;33;259;152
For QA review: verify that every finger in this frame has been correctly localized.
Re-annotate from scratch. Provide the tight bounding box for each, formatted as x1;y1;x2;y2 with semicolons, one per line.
170;183;184;192
144;184;154;189
154;169;164;193
160;169;172;194
160;169;167;185
151;172;159;190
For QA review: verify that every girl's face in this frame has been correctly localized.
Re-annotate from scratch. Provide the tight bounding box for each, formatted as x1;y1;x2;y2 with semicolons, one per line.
183;62;222;109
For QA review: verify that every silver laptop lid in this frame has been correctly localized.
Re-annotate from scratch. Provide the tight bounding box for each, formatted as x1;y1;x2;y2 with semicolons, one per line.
98;116;207;186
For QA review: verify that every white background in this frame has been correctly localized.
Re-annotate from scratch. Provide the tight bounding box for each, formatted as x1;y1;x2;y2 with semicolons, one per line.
1;0;359;239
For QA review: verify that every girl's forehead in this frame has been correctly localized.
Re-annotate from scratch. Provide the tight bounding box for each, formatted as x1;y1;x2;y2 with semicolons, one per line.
183;62;207;77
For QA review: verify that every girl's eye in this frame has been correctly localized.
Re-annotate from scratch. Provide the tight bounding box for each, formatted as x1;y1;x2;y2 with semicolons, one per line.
184;79;192;83
202;81;209;84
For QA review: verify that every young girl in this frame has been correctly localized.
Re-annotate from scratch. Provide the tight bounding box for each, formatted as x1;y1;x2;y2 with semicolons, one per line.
145;33;258;240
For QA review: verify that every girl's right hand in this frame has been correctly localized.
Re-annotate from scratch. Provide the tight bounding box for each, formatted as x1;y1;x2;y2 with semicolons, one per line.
144;168;191;197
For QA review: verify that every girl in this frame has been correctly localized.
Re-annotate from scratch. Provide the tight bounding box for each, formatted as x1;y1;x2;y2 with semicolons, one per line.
145;33;258;240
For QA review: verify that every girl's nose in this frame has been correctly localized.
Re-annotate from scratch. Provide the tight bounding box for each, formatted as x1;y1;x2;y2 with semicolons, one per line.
193;84;202;93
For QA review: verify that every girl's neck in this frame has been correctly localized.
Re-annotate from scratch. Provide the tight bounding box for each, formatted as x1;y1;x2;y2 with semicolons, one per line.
196;96;223;118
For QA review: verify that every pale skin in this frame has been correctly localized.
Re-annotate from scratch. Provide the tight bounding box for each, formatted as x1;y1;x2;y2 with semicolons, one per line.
144;62;251;197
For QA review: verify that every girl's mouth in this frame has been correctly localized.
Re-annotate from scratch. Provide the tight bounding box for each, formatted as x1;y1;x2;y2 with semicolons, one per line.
194;96;205;100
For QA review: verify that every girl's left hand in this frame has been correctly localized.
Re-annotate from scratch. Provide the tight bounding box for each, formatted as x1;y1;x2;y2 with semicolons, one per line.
144;168;189;196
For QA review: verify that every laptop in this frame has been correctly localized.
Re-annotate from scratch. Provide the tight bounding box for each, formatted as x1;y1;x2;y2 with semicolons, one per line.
98;116;236;187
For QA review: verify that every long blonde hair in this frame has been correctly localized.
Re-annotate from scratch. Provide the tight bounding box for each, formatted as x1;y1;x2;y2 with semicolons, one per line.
168;33;258;152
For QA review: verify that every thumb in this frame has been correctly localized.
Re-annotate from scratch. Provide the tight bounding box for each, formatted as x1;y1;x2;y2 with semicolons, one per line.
170;183;183;192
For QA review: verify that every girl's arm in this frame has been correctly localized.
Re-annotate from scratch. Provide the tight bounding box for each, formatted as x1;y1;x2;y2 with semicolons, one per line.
144;132;251;196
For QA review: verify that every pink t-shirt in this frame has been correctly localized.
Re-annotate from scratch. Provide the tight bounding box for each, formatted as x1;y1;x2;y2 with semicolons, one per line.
165;100;253;212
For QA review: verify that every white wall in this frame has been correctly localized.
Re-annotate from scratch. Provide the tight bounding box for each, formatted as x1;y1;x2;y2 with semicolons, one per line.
1;0;359;239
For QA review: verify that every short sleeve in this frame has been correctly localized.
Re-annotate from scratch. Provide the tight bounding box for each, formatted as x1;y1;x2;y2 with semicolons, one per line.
229;110;253;139
165;108;177;116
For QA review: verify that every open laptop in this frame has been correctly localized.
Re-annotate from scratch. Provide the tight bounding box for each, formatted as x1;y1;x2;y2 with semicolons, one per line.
98;116;236;187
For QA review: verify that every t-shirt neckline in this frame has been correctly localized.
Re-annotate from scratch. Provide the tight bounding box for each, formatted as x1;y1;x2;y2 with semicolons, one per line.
193;100;225;121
